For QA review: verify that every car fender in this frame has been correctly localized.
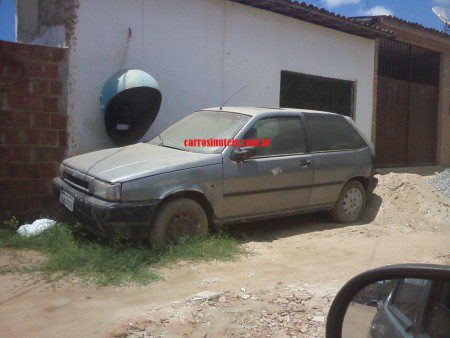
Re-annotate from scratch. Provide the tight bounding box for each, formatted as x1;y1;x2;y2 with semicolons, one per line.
121;164;223;219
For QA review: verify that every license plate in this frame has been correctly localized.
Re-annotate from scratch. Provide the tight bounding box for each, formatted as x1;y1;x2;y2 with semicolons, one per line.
59;190;74;212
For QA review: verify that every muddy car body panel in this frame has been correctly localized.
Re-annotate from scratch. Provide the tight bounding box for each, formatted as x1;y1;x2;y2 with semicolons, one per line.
54;146;223;238
121;163;223;218
307;147;372;206
53;177;158;238
62;143;222;183
53;107;376;239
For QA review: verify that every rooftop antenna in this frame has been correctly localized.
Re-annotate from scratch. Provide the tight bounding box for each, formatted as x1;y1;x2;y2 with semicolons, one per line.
432;6;449;33
220;85;248;110
364;0;373;16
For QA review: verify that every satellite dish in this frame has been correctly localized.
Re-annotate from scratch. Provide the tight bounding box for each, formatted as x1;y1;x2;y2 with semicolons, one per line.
432;6;449;32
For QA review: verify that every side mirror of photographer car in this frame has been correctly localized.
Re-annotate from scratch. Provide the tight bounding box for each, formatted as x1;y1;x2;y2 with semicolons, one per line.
326;264;450;338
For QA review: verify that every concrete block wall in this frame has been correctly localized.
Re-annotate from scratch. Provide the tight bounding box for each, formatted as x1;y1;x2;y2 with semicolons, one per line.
0;40;68;220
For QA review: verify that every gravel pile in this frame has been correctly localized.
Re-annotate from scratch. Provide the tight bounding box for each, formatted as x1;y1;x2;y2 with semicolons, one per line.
427;169;450;200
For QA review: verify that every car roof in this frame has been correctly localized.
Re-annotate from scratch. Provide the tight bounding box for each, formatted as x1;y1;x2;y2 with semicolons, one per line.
202;106;339;117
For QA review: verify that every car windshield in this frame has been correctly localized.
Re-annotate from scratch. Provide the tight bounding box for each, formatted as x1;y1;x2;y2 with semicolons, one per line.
149;110;251;153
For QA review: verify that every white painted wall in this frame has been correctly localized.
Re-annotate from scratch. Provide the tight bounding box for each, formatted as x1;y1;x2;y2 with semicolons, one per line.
68;0;375;155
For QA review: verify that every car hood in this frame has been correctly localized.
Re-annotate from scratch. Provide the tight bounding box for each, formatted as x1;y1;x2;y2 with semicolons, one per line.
63;143;222;183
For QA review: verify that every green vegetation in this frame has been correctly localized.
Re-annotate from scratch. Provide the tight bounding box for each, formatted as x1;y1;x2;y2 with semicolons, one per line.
0;221;247;286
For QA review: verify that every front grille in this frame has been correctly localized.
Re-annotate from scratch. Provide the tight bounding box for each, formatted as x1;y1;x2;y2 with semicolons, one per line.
66;173;90;190
63;167;93;192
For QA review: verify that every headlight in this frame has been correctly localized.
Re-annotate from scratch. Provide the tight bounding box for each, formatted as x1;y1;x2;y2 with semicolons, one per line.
90;180;122;201
59;164;65;179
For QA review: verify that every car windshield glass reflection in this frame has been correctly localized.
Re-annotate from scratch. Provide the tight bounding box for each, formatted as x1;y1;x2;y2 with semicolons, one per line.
148;110;250;154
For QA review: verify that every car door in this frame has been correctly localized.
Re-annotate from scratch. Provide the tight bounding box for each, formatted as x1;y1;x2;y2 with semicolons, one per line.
222;115;313;220
303;113;372;206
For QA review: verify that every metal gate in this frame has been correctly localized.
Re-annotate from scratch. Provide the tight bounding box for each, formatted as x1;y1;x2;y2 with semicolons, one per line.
375;39;440;167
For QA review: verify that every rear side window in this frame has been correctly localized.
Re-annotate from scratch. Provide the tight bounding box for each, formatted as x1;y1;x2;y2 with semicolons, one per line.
304;114;367;152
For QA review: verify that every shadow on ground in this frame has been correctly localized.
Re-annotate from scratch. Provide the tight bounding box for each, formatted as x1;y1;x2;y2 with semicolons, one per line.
226;192;382;244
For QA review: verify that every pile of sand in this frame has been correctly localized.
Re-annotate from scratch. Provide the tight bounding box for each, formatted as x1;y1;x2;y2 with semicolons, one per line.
368;173;450;231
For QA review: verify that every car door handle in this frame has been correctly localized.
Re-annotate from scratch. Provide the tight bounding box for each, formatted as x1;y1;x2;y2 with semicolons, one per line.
298;160;312;167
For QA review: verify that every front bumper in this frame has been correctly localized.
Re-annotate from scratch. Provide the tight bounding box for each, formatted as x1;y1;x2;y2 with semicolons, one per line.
53;177;159;239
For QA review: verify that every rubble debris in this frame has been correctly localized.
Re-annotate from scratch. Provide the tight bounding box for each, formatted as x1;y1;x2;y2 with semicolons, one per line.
312;315;325;322
126;287;327;337
191;291;221;303
200;277;220;285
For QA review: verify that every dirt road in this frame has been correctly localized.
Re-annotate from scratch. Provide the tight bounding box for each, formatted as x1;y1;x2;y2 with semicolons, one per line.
0;171;449;337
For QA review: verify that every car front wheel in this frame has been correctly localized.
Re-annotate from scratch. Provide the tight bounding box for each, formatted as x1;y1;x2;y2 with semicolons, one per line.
330;180;366;223
148;197;208;250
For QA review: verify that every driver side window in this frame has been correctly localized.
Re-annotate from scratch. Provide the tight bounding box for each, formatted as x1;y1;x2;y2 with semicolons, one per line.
242;116;306;157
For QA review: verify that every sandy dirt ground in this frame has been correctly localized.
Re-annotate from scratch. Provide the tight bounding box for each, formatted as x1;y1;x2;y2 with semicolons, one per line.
342;303;377;338
0;171;449;337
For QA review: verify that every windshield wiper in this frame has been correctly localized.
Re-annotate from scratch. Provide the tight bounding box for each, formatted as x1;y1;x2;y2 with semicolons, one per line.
163;145;187;152
157;134;164;146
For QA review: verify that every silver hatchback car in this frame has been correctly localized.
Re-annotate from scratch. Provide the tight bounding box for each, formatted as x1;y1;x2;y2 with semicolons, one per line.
53;107;377;249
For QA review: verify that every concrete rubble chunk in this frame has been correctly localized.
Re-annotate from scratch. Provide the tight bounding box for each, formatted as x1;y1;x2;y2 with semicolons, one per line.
300;324;309;333
312;315;325;322
200;277;220;285
283;291;295;300
295;292;312;301
191;291;221;303
276;297;289;304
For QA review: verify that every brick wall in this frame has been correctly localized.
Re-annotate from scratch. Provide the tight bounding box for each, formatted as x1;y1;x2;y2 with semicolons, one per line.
0;40;68;220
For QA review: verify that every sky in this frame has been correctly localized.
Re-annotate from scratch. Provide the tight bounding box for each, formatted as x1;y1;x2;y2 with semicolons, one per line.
0;0;15;41
0;0;448;42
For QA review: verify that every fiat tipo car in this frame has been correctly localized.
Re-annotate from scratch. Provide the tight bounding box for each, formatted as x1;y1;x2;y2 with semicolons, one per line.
54;107;377;249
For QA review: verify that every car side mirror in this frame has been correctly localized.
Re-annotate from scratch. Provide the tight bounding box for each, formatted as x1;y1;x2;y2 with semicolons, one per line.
326;264;450;338
231;146;257;162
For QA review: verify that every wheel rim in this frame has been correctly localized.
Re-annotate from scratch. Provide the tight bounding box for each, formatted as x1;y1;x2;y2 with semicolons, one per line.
342;187;363;217
167;211;198;243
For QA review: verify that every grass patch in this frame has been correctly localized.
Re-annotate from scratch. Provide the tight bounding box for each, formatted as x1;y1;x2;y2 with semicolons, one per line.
0;223;248;286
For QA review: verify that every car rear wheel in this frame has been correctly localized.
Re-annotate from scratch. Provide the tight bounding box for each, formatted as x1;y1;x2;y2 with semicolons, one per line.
330;180;366;223
148;197;208;250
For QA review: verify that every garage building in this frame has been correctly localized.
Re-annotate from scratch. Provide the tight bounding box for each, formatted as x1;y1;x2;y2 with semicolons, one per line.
16;0;389;156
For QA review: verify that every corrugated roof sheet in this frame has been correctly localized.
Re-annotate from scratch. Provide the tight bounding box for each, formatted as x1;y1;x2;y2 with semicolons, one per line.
353;15;450;39
229;0;393;39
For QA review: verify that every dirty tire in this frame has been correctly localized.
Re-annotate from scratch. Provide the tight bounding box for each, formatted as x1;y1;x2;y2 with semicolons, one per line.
149;198;208;250
330;180;366;223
